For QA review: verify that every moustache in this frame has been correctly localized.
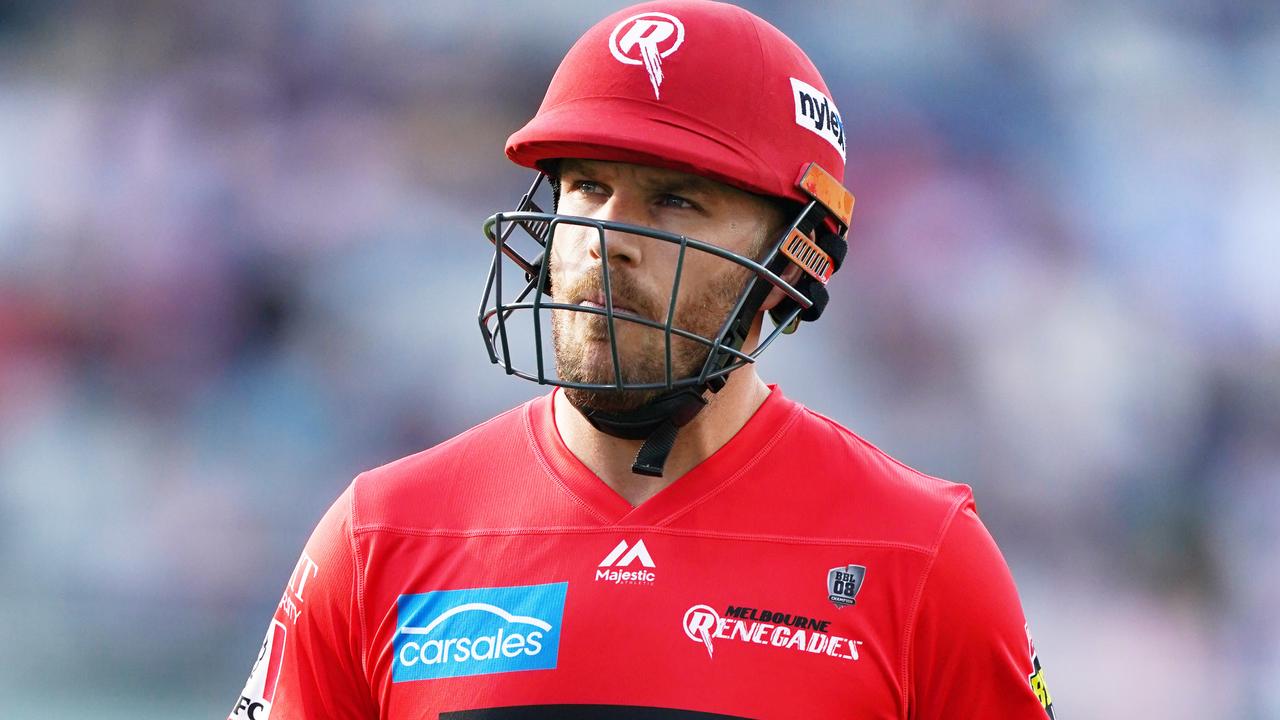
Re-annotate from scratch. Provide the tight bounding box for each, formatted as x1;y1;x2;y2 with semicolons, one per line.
558;270;662;322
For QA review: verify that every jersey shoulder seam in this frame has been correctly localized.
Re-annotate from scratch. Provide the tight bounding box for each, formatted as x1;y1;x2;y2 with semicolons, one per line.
805;407;959;489
349;474;372;693
348;522;935;554
897;490;969;719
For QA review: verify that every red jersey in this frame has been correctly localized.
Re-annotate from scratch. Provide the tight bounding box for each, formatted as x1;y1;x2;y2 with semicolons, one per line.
230;387;1055;719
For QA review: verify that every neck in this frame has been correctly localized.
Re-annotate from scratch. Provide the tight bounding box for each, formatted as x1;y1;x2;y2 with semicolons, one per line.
553;361;772;507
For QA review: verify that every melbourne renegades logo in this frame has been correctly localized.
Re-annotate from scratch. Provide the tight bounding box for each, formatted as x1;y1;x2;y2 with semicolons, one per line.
608;12;685;100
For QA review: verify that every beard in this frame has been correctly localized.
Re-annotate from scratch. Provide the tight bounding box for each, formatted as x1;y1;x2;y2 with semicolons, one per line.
551;263;753;416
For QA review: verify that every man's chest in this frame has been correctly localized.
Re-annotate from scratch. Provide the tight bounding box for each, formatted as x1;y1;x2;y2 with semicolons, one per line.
356;529;928;720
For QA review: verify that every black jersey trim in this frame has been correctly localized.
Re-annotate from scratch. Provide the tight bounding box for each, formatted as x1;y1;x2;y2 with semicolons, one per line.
442;705;753;720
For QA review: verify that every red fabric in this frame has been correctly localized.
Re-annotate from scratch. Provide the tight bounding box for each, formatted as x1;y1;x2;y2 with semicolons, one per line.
907;504;1054;719
506;0;848;207
230;387;1052;719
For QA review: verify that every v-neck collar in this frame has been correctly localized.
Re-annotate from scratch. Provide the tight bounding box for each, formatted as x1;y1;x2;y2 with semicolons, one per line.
524;385;802;526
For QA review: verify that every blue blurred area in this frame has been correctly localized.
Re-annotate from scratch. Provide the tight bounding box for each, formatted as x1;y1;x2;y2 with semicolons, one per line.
0;1;1276;717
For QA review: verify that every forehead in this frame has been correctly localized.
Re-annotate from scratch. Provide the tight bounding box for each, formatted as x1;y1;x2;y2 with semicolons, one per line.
558;158;737;198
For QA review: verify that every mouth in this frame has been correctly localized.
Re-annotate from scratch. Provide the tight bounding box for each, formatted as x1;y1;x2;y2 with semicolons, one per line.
576;293;647;320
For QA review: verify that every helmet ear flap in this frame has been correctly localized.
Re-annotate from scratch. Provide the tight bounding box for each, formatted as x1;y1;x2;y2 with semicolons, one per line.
768;229;848;329
798;282;830;322
817;231;848;272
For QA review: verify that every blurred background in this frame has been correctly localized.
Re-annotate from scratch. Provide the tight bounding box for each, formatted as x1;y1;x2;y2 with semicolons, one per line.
0;0;1276;717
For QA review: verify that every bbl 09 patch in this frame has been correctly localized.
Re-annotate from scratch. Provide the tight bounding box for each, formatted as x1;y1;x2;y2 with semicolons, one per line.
1026;624;1055;718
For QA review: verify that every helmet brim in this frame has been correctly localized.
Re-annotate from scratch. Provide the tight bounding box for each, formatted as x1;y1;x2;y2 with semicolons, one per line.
506;95;794;203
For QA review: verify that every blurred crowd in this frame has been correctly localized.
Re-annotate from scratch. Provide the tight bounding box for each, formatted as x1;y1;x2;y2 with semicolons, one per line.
0;1;1276;717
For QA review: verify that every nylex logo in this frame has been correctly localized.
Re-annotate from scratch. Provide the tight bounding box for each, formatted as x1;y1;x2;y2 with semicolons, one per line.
609;12;685;99
790;77;846;160
682;604;862;661
596;539;656;585
393;583;567;682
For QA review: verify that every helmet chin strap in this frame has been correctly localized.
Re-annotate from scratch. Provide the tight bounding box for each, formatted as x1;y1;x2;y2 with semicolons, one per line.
573;270;776;478
578;385;715;477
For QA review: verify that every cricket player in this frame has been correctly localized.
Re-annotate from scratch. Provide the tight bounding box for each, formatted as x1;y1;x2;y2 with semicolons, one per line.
230;1;1056;718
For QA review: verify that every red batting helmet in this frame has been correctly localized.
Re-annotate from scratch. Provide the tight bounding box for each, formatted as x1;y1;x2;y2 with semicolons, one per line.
478;0;855;476
506;0;852;218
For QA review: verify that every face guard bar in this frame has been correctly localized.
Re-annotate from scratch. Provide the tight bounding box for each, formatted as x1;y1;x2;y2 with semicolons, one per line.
480;173;823;393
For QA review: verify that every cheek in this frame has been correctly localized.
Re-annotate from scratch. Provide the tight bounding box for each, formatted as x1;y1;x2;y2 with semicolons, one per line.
674;239;754;296
549;225;578;261
664;262;720;323
548;229;589;284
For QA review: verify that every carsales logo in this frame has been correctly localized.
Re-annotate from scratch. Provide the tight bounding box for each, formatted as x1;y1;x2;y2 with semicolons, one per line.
608;11;685;99
392;582;567;682
682;604;862;661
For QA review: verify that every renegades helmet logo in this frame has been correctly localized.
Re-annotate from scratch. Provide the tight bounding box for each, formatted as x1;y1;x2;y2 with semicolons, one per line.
508;0;852;209
608;12;685;99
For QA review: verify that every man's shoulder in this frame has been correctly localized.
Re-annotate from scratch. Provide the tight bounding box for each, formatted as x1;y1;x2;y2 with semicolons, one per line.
795;404;971;508
347;399;542;532
729;398;975;547
368;401;529;479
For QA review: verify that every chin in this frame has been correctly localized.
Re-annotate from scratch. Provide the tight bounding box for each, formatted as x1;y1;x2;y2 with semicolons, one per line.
556;344;664;415
569;336;653;378
562;385;659;416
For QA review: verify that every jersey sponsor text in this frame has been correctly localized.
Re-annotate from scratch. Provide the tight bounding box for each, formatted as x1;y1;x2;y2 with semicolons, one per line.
393;583;568;682
596;539;657;585
682;603;862;661
789;77;846;160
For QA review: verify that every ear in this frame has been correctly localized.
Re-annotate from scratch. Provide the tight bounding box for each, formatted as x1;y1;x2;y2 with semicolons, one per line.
760;262;805;313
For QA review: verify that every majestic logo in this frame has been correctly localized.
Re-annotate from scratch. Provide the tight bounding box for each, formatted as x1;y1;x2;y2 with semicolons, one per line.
596;539;657;585
790;77;847;160
393;583;568;682
229;619;287;720
682;604;862;662
609;12;685;100
827;564;866;608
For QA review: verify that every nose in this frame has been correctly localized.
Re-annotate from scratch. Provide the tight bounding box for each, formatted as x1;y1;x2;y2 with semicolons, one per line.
583;196;647;270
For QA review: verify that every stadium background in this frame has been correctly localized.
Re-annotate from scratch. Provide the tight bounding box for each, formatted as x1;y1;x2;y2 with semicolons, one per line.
0;1;1276;717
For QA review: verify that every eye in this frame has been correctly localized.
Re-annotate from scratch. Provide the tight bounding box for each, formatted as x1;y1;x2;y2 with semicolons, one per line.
569;180;608;197
657;193;698;210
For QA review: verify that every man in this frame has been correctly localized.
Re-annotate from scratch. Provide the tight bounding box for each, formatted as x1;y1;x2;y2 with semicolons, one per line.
231;1;1056;718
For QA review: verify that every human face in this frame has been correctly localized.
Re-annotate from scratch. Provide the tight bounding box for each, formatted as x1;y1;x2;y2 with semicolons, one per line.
549;159;784;414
